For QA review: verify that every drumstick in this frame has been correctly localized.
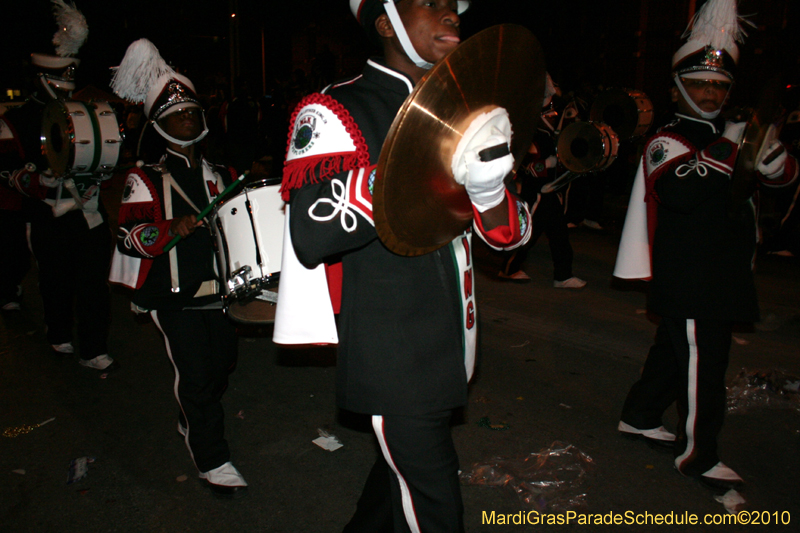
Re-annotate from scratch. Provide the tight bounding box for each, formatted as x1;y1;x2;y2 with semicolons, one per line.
163;171;248;252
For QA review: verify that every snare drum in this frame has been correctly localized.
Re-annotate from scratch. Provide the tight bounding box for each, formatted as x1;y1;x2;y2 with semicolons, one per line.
557;121;619;173
589;88;654;140
211;178;286;324
41;100;123;175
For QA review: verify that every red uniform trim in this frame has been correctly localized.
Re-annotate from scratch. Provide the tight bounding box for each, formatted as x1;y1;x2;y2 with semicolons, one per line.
471;191;523;247
280;93;371;201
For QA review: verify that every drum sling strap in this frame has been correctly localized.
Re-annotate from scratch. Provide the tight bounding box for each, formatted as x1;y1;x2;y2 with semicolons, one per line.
161;168;221;298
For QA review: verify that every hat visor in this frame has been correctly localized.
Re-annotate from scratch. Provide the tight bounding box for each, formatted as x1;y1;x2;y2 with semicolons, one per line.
157;102;201;119
680;71;732;82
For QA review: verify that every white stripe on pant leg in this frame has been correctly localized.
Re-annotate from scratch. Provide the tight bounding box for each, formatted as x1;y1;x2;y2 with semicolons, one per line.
372;415;421;533
675;318;698;471
151;310;198;470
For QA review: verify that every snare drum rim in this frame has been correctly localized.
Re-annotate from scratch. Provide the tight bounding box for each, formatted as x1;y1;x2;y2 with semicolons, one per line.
593;121;620;171
93;101;124;172
243;176;283;191
61;101;97;173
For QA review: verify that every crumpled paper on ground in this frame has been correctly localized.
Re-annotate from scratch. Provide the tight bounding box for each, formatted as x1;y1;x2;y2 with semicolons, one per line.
313;428;343;452
715;489;747;514
726;368;800;414
459;441;594;511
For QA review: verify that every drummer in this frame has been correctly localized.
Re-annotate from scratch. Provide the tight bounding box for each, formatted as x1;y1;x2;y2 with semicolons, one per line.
276;1;531;530
614;0;797;492
109;39;247;499
0;1;116;371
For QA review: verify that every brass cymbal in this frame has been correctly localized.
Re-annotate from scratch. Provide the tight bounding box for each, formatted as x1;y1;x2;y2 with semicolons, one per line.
728;77;785;219
373;24;546;256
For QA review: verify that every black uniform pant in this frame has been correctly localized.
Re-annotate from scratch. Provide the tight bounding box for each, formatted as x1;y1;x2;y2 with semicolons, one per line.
621;318;732;476
344;411;464;533
503;191;574;282
29;212;111;359
0;209;30;304
151;309;238;473
565;173;604;225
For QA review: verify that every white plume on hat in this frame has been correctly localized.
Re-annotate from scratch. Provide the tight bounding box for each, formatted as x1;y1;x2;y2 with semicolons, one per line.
682;0;749;53
672;0;754;75
51;0;89;57
110;39;176;104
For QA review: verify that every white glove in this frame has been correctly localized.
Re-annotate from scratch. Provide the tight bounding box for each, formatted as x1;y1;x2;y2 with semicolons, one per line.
722;121;747;144
756;140;787;179
462;133;513;211
452;107;514;212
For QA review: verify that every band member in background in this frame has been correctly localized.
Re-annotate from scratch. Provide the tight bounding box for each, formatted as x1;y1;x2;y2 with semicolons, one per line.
109;39;246;499
614;0;797;492
275;0;531;530
500;73;587;289
0;0;116;371
0;113;31;312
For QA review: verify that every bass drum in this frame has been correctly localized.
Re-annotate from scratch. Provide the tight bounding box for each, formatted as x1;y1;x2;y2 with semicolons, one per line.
211;178;286;324
556;121;619;173
41;100;123;175
589;88;653;140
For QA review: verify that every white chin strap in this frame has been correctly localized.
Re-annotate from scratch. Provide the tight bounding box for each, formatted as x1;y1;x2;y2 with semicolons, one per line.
38;75;72;100
673;74;731;120
383;0;434;70
153;114;210;148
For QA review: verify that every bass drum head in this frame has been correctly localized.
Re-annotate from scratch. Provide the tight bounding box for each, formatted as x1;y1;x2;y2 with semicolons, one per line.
42;100;73;175
557;122;612;173
589;88;653;140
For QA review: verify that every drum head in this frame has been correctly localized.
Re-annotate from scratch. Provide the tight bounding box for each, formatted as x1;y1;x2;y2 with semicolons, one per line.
557;122;614;173
226;300;277;325
589;88;651;140
42;100;73;175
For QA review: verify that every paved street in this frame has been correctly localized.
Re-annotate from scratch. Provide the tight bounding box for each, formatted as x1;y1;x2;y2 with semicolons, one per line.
2;189;799;532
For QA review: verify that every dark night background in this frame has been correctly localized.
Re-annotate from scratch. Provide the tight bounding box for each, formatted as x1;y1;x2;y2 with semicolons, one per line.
1;0;799;123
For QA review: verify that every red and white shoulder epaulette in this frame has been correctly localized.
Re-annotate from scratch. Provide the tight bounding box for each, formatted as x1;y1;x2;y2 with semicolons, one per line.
280;93;370;201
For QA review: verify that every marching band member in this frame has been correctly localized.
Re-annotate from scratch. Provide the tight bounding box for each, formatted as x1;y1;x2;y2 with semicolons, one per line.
109;39;246;499
0;0;115;371
275;1;531;530
500;73;587;289
614;0;797;492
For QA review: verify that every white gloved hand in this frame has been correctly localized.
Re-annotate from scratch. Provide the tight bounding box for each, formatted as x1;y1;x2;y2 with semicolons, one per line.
722;121;747;144
462;133;513;211
756;140;787;179
452;108;514;212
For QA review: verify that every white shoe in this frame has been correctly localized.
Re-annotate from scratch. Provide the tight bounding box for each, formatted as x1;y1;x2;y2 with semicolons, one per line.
583;219;604;230
698;462;744;491
618;421;675;441
52;342;75;354
200;462;248;498
553;277;587;289
79;354;118;371
2;285;22;310
498;270;531;282
618;421;675;449
2;301;21;311
767;250;794;257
